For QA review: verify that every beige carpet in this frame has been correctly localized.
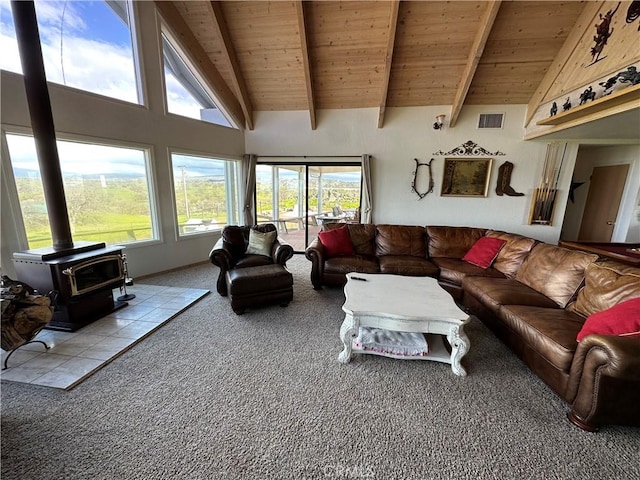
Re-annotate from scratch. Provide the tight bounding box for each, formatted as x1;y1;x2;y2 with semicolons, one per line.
1;256;639;480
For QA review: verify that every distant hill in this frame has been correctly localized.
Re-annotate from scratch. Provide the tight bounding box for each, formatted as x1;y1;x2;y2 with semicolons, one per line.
12;167;145;179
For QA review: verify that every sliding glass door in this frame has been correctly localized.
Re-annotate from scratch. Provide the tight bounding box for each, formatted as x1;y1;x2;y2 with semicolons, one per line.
256;161;362;252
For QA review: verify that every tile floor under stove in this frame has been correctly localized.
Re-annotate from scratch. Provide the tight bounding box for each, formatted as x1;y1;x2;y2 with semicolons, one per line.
0;283;209;390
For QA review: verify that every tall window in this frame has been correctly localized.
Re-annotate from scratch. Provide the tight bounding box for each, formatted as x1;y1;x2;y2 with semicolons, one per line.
171;153;240;236
5;133;156;249
0;0;141;104
161;32;233;128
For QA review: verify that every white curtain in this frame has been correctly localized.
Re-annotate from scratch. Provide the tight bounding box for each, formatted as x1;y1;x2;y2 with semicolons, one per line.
360;154;373;224
242;154;257;226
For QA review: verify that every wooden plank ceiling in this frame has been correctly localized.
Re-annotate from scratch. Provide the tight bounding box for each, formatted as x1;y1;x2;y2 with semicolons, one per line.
163;0;587;129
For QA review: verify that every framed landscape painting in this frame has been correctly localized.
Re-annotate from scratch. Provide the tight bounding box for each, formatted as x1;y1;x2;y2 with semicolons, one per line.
441;158;493;197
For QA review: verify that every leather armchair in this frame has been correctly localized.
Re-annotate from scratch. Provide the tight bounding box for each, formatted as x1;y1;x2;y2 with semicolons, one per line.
209;224;294;296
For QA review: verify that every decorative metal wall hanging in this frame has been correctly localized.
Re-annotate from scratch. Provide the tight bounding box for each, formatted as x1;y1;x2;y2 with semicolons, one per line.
411;158;434;199
495;161;524;197
599;75;619;95
433;140;505;157
589;2;620;65
627;1;640;30
617;65;640;85
568;178;585;203
597;65;640;98
552;64;640;113
579;86;596;105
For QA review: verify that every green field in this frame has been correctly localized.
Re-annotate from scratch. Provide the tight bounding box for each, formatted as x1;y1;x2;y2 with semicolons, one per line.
17;176;156;248
17;173;359;248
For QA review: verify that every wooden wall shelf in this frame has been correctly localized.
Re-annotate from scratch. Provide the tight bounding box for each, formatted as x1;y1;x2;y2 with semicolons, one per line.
536;84;640;126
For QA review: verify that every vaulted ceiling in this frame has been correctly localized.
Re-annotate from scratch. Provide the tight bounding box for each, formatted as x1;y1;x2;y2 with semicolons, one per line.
156;1;588;130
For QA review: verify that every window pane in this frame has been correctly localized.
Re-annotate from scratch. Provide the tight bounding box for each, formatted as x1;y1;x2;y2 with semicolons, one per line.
0;1;22;73
313;167;362;215
6;134;156;249
162;33;233;128
171;153;239;236
256;165;275;221
256;163;362;252
1;0;140;104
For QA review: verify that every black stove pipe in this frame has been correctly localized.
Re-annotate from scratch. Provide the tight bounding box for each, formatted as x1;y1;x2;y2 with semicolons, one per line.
11;0;74;251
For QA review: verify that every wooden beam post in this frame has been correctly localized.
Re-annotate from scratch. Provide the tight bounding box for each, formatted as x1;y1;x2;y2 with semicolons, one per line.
295;1;316;130
154;1;245;129
449;1;501;128
207;1;254;130
377;0;400;129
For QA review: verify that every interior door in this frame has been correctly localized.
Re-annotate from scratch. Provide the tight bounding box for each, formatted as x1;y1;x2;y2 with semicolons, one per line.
578;164;629;242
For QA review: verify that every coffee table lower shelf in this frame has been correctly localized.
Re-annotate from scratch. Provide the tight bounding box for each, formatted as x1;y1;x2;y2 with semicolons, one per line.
339;316;470;376
349;333;452;362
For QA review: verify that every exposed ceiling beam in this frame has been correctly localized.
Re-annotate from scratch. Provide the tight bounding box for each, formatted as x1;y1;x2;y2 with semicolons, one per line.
154;1;245;129
377;0;400;129
207;1;254;130
449;1;501;128
524;2;602;128
295;1;316;130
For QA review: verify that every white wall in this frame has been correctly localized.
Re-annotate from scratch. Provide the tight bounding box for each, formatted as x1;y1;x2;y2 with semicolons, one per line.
246;106;575;244
628;188;640;243
561;145;640;242
0;2;244;279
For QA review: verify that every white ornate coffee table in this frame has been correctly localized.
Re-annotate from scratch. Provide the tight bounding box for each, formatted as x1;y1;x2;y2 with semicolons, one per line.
338;273;470;376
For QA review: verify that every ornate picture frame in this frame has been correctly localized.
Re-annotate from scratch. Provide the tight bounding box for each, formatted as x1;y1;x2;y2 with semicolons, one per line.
441;158;493;197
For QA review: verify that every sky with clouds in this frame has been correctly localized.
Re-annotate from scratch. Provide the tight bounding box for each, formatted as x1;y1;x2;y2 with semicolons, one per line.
1;0;225;175
6;133;148;177
1;0;139;102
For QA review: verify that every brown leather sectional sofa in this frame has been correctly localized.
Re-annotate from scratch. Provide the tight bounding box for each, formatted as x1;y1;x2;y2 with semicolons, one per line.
305;223;640;431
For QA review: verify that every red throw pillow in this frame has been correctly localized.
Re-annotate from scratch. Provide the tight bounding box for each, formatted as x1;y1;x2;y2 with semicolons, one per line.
576;297;640;342
462;237;507;269
318;226;354;258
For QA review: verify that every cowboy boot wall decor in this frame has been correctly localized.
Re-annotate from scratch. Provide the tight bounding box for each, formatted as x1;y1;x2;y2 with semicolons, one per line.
495;161;524;196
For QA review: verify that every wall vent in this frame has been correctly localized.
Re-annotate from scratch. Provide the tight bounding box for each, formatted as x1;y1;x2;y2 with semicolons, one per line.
478;113;504;129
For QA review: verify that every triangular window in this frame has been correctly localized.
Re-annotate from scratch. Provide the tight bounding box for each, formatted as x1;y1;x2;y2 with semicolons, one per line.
161;32;234;128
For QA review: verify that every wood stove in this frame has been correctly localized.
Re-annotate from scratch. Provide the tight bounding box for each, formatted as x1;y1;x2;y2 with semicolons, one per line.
13;242;127;332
